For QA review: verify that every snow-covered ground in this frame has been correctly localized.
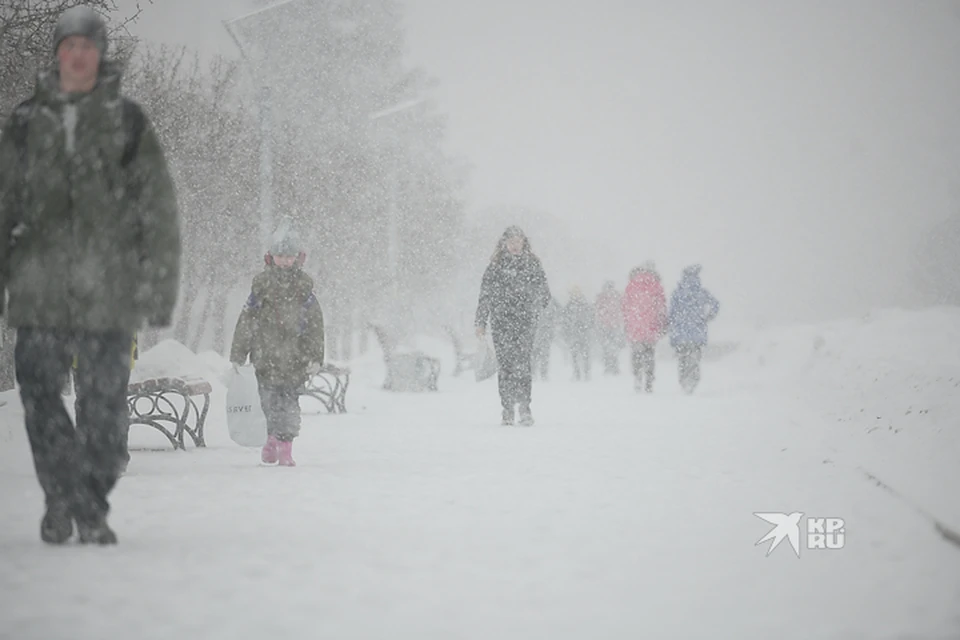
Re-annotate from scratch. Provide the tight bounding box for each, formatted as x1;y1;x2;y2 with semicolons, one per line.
1;307;959;640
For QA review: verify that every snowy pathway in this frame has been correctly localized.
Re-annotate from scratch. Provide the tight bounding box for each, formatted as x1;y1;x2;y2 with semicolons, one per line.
1;356;958;639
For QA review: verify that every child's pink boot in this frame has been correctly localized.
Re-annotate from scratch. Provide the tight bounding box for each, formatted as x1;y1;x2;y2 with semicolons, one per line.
261;435;280;464
277;439;296;467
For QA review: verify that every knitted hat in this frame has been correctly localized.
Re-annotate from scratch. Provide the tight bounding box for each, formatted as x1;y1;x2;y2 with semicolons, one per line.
268;222;302;257
54;6;108;55
503;225;525;239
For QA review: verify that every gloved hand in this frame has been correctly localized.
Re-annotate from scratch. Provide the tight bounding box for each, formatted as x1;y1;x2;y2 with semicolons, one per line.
231;362;241;375
306;361;323;376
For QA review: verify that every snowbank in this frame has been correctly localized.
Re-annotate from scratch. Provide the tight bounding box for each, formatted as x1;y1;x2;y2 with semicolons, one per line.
130;340;237;448
730;306;960;425
133;339;231;386
729;306;960;525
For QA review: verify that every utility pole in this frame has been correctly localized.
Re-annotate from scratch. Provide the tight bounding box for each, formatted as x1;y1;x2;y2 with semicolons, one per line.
224;2;305;251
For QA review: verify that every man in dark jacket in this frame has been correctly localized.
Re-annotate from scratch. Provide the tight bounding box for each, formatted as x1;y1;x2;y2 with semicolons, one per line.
0;7;181;545
230;227;325;466
475;226;551;426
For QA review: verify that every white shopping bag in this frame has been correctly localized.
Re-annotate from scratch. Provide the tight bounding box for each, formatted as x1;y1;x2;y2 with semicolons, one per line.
225;365;268;447
474;338;498;382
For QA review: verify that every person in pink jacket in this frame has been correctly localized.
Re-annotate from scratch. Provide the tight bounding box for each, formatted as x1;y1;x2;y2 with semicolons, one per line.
621;262;668;392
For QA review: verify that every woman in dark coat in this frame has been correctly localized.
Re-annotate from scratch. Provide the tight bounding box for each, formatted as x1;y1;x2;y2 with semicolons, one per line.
475;226;552;425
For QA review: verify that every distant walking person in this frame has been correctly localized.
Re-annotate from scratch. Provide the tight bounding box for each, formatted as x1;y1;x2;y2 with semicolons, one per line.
595;280;624;375
622;262;667;393
564;287;594;381
0;6;181;545
475;226;551;425
532;296;561;380
667;265;720;394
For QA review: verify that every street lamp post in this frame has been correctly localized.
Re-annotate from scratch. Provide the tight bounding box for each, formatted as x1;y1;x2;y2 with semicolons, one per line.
224;1;305;251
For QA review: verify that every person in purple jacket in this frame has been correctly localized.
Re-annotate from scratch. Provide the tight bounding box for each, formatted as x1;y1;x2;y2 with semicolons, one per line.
667;265;720;394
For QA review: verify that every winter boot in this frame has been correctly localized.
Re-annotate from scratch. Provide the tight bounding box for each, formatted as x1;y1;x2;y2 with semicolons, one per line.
501;407;515;426
518;404;534;426
40;502;73;544
261;435;280;464
277;440;296;467
76;515;117;545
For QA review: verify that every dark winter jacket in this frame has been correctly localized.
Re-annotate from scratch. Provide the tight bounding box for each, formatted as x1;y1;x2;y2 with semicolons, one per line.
534;296;561;346
0;62;180;330
595;286;623;332
475;251;551;334
563;294;594;346
668;268;719;347
230;266;325;386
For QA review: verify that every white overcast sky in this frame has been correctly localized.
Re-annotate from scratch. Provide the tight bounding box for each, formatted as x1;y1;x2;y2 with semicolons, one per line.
114;0;960;328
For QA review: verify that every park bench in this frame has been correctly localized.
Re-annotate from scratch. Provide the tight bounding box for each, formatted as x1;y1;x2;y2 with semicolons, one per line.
301;363;351;413
370;324;440;392
126;375;212;450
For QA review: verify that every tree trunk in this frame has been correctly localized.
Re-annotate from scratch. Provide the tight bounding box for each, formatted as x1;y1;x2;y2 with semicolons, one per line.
174;268;200;345
0;324;16;392
210;267;235;356
190;278;216;354
327;311;340;361
358;307;369;355
340;312;353;360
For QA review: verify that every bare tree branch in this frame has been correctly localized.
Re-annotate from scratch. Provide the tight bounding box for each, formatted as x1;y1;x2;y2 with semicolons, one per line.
0;0;153;115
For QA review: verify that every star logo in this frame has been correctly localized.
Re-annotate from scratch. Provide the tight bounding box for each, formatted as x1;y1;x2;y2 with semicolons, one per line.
754;512;804;557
